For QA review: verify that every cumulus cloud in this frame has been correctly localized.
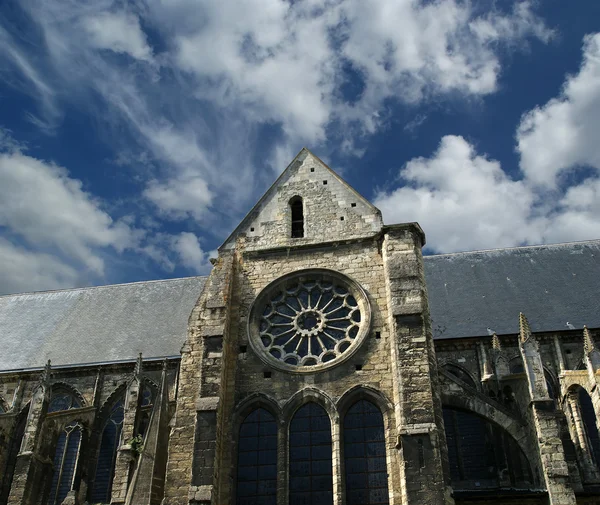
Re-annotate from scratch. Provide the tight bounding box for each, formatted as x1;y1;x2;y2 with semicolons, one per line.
375;134;600;253
0;239;80;295
170;232;212;274
81;11;153;61
375;136;536;251
0;150;138;274
0;129;154;294
517;33;600;187
144;176;213;221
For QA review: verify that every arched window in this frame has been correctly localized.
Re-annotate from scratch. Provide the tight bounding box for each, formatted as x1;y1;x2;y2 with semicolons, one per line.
236;408;277;505
289;403;333;505
343;400;389;505
47;422;83;505
443;364;477;389
90;396;125;503
443;407;532;490
48;390;82;413
290;197;304;238
578;388;600;465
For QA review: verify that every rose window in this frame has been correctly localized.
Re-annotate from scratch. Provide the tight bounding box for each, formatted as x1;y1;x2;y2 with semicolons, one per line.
248;269;371;373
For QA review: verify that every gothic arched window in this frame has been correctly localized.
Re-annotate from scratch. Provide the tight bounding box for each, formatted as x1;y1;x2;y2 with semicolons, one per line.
443;407;532;490
289;403;333;505
90;397;125;503
578;388;600;465
290;196;304;238
236;408;277;505
343;400;389;505
48;390;82;413
47;422;83;505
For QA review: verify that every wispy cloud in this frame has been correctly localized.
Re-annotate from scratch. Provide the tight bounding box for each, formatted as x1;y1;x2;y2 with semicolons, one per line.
0;0;560;292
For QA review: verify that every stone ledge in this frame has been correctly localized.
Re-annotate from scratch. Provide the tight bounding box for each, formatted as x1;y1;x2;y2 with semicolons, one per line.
196;397;219;411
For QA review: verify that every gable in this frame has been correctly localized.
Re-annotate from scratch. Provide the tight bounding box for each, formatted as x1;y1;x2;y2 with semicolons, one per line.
220;148;383;251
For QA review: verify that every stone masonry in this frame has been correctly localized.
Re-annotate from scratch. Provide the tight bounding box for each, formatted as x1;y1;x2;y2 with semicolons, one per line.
1;149;600;505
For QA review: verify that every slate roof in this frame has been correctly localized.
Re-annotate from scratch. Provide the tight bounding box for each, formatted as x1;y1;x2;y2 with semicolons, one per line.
0;277;206;372
424;239;600;340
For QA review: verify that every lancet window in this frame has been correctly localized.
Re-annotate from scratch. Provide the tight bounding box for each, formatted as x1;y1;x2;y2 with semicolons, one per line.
289;402;333;505
343;399;389;505
47;422;83;505
236;408;277;505
90;396;125;503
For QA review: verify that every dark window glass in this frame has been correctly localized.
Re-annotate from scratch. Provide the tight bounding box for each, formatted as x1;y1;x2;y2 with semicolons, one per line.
289;403;333;505
579;388;600;465
343;400;389;505
443;407;533;490
48;392;81;413
236;408;277;505
290;197;304;238
47;422;82;505
91;398;124;502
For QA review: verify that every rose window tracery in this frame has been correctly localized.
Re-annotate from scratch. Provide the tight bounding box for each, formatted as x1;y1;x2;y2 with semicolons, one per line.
248;269;371;373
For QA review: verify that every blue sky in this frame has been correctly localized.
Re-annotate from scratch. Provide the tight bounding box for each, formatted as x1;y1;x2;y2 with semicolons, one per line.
0;0;599;295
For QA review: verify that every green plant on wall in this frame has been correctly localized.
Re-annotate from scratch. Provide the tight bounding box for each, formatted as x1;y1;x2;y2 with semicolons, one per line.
128;434;144;455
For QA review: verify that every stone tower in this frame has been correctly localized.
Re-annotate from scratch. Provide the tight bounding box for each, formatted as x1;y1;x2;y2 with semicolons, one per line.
162;148;453;505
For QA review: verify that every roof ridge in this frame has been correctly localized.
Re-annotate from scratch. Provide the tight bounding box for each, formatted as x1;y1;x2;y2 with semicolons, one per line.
0;275;207;299
424;238;600;259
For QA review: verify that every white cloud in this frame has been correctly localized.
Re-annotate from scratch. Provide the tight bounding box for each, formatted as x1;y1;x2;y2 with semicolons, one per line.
0;24;60;129
170;232;212;274
82;11;153;62
376;134;600;253
375;136;536;252
0;238;80;295
0;0;552;235
144;176;213;221
542;177;600;243
173;0;551;141
517;33;600;187
0;149;139;274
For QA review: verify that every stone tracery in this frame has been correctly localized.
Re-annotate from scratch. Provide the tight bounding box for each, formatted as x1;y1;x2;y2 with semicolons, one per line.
249;269;371;372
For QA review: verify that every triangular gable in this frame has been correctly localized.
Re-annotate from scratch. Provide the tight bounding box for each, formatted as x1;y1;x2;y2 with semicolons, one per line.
220;148;382;251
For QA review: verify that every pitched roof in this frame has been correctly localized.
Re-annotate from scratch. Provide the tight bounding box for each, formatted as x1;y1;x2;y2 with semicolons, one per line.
424;239;600;340
219;147;382;250
0;277;206;372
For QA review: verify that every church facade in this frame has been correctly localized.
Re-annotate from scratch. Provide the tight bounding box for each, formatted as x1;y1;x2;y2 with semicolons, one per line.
1;149;600;505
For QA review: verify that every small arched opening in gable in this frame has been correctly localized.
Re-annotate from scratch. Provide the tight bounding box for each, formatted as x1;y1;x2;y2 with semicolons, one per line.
290;196;304;238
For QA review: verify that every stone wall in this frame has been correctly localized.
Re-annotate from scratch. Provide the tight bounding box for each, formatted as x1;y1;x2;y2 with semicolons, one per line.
0;359;177;505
